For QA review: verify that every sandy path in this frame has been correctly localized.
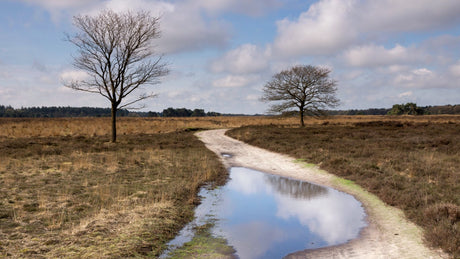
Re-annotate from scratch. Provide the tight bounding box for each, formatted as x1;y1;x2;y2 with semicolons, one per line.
196;129;447;259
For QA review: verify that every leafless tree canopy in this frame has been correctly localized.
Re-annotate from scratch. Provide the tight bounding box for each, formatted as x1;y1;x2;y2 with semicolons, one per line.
261;65;339;126
65;10;168;142
66;10;168;109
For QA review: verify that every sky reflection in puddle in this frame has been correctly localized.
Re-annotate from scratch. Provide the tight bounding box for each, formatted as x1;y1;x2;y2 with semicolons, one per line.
164;167;367;259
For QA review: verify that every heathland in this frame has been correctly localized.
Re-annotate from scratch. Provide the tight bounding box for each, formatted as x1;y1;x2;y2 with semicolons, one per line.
227;115;459;257
0;115;458;257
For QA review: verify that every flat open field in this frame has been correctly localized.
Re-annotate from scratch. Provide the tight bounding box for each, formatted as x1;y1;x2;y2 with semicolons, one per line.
0;115;458;257
0;117;237;258
0;115;454;138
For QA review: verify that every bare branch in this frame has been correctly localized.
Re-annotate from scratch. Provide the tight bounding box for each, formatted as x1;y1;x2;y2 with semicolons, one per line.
64;9;169;142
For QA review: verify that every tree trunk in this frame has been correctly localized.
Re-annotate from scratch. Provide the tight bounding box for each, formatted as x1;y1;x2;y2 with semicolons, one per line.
111;103;117;143
299;109;305;127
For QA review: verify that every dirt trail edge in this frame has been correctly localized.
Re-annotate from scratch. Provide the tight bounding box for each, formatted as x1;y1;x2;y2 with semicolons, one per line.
196;129;447;259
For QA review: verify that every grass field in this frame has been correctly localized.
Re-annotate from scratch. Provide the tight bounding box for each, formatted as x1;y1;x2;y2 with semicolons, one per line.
0;115;449;138
227;116;460;257
0;126;230;257
0;115;458;257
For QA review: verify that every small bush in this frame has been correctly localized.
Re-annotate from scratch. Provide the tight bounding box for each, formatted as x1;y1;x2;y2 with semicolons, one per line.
424;203;460;255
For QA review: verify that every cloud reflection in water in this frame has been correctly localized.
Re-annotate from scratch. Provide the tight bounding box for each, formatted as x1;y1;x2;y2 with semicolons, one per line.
218;167;367;258
165;167;367;259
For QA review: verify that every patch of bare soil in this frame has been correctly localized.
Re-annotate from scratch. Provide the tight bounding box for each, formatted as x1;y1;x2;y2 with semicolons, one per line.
196;129;447;259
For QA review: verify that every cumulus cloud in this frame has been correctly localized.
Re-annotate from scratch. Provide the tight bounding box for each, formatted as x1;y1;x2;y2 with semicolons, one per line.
0;64;105;108
449;61;460;77
87;0;174;16
196;0;282;16
20;0;232;54
86;0;232;54
155;3;230;53
358;0;460;32
18;0;94;12
394;68;433;86
211;44;270;74
245;94;260;101
392;68;460;89
18;0;97;22
273;0;357;57
343;44;413;67
212;75;259;88
398;91;413;98
273;0;460;57
60;69;90;82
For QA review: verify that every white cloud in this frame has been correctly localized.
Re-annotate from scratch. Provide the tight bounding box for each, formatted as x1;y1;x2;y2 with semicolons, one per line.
86;0;174;17
385;65;411;74
211;44;270;74
359;0;460;32
393;68;460;89
19;0;93;9
0;64;105;108
413;68;433;77
273;0;460;57
20;0;232;54
155;3;231;53
196;0;282;16
89;0;231;53
449;61;460;77
343;44;413;67
60;69;90;83
245;94;259;101
18;0;97;22
398;91;413;98
394;68;431;87
273;0;357;57
212;75;258;88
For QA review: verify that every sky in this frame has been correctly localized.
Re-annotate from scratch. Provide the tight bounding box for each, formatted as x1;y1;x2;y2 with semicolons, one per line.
1;0;460;114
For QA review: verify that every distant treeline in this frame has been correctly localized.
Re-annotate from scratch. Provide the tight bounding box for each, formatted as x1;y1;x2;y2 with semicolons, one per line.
159;107;221;117
1;104;459;118
328;104;460;115
0;105;223;118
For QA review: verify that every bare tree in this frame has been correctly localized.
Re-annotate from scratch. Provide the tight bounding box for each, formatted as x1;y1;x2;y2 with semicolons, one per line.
65;10;169;142
261;65;339;127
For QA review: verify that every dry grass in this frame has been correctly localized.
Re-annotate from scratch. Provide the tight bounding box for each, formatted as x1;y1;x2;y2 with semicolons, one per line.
0;131;227;258
227;116;460;257
0;117;289;138
2;115;457;139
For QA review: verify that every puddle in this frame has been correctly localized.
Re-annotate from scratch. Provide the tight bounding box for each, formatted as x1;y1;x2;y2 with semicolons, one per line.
161;167;367;258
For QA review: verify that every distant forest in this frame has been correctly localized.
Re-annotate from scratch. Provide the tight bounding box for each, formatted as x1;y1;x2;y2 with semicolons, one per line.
0;106;222;118
0;104;459;118
328;104;460;115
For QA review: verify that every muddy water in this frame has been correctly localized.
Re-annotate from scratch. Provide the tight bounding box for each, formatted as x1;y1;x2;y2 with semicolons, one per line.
162;167;367;258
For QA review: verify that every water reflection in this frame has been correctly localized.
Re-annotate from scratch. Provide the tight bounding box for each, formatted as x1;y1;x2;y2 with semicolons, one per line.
264;175;328;200
164;167;367;259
